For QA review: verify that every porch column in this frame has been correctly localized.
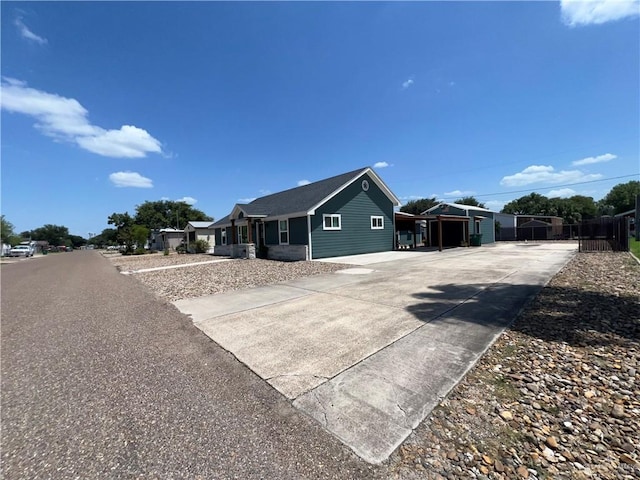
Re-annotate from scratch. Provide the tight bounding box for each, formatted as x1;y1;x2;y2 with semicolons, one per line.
438;216;443;252
247;218;253;243
231;219;237;244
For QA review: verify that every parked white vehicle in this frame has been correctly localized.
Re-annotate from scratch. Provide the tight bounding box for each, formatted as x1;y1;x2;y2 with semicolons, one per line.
9;245;33;257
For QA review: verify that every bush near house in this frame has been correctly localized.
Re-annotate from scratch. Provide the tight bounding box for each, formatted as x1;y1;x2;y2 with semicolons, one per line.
188;239;210;254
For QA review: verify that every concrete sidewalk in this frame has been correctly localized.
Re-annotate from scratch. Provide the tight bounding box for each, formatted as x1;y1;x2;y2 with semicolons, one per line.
174;242;577;464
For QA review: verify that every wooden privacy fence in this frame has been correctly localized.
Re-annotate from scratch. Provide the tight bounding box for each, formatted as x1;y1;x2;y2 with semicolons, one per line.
578;217;629;252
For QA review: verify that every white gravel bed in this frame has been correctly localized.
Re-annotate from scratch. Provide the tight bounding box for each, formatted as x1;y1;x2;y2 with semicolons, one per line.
130;258;350;302
105;252;225;271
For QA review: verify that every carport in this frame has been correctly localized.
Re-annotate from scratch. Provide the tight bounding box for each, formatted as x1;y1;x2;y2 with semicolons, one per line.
425;215;471;251
395;212;428;249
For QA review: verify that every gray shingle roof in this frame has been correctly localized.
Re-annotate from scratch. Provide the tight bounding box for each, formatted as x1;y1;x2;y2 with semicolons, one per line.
212;167;399;227
241;167;369;217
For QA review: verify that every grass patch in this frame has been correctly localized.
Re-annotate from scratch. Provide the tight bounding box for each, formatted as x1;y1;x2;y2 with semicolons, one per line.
489;375;520;401
630;237;640;258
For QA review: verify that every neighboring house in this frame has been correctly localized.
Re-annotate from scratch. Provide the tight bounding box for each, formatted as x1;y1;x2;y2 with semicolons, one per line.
395;212;427;249
517;215;563;240
212;167;401;260
185;221;216;245
516;215;563;228
518;219;558;240
422;202;495;249
149;228;184;251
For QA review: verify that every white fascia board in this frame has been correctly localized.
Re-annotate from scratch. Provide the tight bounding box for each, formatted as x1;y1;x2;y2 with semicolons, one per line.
263;211;308;222
306;167;401;215
230;204;247;220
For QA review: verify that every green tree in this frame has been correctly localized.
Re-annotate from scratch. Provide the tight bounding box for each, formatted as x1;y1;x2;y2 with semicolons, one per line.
546;195;598;224
400;197;439;215
68;235;87;249
597;181;640;215
89;228;118;247
133;200;213;230
31;224;70;246
131;225;150;250
502;193;556;216
549;197;581;224
0;216;21;246
454;196;486;208
108;212;135;253
1;215;14;242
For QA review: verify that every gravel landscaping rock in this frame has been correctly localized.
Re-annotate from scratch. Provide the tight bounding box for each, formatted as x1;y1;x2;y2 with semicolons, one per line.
106;251;221;271
109;254;349;302
390;252;639;479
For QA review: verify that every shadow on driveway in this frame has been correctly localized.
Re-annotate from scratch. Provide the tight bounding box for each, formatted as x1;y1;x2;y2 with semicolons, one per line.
407;282;639;348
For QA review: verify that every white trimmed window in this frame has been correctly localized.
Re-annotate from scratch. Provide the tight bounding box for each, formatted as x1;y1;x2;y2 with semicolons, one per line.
279;219;289;244
238;225;248;243
323;214;341;230
221;228;226;245
371;216;384;229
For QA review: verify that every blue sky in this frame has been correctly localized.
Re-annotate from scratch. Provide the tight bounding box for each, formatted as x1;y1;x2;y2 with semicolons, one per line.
2;1;639;237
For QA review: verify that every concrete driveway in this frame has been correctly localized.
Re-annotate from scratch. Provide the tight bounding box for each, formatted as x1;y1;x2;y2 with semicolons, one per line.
174;242;577;464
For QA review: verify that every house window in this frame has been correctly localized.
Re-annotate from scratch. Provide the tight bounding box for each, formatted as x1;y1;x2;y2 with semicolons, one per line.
371;216;384;229
279;220;289;244
238;225;248;243
323;214;341;230
221;228;226;245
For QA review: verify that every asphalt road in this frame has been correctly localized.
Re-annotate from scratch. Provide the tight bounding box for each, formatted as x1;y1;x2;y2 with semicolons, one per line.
1;251;383;479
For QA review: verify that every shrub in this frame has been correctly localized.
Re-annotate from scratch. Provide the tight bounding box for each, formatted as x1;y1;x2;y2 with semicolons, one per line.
193;239;210;253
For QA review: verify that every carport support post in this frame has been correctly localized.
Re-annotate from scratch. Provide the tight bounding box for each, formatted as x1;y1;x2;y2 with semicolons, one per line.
464;221;469;247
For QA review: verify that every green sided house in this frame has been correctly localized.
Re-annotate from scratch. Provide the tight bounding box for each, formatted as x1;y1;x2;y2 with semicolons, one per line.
211;167;401;260
422;202;495;250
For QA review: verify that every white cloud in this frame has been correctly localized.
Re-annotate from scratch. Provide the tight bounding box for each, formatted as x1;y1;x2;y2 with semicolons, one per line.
160;196;171;201
500;165;603;187
177;196;197;205
547;188;578;198
259;189;271;196
399;195;428;201
560;0;640;26
297;179;311;186
484;200;508;212
444;189;475;197
0;78;163;158
402;78;414;89
238;197;256;203
14;17;47;45
572;152;616;166
373;161;392;168
109;171;153;188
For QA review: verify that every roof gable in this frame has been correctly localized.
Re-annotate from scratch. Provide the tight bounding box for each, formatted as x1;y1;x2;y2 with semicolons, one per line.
187;221;215;229
227;167;400;221
423;202;492;215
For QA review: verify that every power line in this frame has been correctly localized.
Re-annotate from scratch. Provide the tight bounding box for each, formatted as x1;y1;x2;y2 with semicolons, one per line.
439;173;639;200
